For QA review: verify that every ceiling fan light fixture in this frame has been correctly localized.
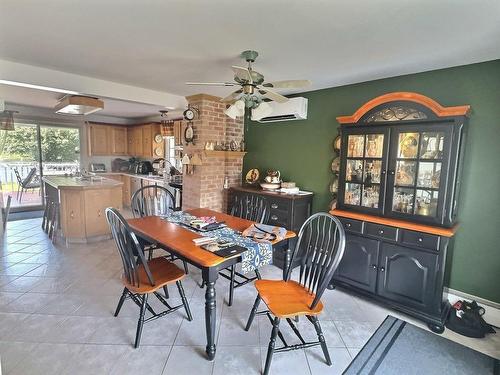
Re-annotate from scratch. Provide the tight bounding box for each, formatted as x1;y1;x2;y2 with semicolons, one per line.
224;99;246;119
251;101;273;121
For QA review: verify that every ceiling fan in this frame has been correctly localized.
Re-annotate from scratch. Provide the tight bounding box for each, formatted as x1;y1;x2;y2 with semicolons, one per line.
186;50;311;120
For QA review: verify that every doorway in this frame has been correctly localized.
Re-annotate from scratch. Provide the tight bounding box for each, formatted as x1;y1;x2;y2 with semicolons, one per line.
0;122;80;212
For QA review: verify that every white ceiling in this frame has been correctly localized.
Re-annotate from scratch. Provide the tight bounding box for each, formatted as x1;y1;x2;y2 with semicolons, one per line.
0;84;178;119
0;0;499;108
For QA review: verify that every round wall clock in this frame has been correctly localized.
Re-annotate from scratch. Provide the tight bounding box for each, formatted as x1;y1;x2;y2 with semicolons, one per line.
183;108;196;121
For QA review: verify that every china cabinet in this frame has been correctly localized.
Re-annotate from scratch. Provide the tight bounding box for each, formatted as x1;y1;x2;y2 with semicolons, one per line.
331;92;470;333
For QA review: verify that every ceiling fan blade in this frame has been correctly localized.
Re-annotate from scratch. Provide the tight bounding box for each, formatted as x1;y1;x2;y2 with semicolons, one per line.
231;66;252;83
221;89;243;103
263;80;311;89
258;87;289;103
186;82;237;86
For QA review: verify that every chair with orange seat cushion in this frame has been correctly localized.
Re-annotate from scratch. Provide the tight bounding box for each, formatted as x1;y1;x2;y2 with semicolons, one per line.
106;207;192;348
245;212;346;375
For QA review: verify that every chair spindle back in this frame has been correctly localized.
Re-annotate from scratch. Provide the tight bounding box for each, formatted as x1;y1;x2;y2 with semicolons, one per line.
131;185;175;218
286;212;345;309
105;207;155;288
231;193;268;224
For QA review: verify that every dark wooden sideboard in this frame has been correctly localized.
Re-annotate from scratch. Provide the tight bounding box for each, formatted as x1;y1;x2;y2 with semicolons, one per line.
330;92;470;333
229;185;313;270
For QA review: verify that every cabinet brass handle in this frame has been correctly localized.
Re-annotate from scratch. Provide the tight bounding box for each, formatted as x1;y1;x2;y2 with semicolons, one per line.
418;237;423;242
70;211;74;219
389;170;395;176
270;215;278;221
380;267;385;272
371;264;377;270
378;229;384;234
98;210;102;217
346;223;351;227
271;204;278;209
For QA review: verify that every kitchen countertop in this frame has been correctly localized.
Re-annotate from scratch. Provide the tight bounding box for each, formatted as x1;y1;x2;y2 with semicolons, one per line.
43;176;123;190
100;172;182;186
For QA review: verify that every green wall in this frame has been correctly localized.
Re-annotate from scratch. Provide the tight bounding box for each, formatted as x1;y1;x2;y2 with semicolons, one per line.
244;59;500;303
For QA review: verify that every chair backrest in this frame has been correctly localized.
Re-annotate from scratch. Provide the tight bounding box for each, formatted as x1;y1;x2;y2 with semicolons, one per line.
286;212;346;309
13;168;22;184
231;193;269;224
131;184;175;218
105;207;155;288
21;168;37;186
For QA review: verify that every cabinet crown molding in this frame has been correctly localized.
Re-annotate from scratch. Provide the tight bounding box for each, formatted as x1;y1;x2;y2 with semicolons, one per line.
336;92;471;124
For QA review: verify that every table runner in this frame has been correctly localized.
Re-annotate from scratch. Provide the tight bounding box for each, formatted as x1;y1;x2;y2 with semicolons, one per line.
163;211;273;273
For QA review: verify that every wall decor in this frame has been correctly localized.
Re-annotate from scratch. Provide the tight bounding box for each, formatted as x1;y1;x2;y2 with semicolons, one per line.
331;157;340;174
333;135;341;151
245;168;260;184
184;121;195;145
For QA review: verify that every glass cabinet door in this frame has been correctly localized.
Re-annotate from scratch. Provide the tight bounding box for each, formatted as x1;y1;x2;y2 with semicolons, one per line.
387;128;449;222
341;130;388;213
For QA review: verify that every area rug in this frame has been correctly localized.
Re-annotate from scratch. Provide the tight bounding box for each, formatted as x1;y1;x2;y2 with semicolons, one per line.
344;315;499;374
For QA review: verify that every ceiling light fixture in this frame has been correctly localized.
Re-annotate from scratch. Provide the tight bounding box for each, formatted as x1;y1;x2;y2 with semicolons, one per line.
224;99;246;119
0;80;79;95
54;95;104;115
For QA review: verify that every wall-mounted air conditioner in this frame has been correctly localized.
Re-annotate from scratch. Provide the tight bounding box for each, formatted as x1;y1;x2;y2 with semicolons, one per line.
252;97;308;123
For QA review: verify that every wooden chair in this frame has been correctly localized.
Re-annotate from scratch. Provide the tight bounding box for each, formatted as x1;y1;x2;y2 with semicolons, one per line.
131;185;189;273
245;212;346;375
106;207;192;348
219;193;269;306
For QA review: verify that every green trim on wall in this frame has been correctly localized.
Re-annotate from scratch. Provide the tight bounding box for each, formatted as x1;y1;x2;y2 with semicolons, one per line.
244;59;500;303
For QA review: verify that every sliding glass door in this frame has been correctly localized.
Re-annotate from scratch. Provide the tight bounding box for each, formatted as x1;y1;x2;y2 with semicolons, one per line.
0;123;80;212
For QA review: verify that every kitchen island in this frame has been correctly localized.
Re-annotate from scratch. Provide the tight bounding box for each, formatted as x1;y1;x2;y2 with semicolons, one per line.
43;176;123;244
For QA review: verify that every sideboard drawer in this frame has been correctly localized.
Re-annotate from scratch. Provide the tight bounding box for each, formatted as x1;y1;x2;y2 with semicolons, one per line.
268;198;290;212
268;210;289;228
365;222;398;241
401;230;440;251
339;218;363;234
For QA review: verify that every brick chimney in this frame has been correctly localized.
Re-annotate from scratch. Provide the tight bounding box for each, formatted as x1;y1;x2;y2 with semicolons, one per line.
182;94;245;212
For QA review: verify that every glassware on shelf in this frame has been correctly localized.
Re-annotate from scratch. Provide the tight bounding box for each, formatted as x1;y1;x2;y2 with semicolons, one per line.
347;135;364;157
415;189;439;217
364;160;382;184
420;132;444;159
346;160;363;183
365;134;384;158
361;185;380;208
417;162;441;188
392;187;414;214
397;132;420;158
395;161;416;186
345;183;361;205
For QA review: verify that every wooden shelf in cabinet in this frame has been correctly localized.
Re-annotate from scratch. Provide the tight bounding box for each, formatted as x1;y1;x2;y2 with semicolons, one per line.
203;150;247;158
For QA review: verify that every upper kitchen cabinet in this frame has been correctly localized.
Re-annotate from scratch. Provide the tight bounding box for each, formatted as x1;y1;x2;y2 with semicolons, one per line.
110;126;128;155
336;92;470;227
87;123;128;156
87;123;110;156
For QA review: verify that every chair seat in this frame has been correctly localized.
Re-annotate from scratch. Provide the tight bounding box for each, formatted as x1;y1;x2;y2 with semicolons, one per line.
255;279;323;318
122;257;185;294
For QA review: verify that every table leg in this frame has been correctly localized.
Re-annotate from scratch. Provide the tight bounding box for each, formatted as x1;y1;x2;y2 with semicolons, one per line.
204;273;217;360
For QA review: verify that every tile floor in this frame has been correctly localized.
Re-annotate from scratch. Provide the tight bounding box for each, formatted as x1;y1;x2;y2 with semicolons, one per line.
0;217;498;375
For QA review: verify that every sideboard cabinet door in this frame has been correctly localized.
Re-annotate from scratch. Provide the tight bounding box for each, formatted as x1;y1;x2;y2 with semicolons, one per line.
334;234;379;293
377;243;438;313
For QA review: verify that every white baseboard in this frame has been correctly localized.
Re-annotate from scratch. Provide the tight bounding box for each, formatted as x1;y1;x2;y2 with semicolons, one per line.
444;287;500;328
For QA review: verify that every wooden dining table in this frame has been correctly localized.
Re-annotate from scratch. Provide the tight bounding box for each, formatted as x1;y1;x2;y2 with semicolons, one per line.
127;207;296;360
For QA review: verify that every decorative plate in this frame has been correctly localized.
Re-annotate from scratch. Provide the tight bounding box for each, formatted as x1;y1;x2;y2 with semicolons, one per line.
329;179;338;193
245;169;260;184
331;157;340;174
154;134;163;143
333;135;341;152
154;147;163;157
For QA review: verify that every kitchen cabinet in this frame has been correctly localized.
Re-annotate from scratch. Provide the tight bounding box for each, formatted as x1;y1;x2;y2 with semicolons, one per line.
331;92;470;333
132;127;143;156
142;124;152;157
110;126;128;155
122;175;131;207
87;124;109;156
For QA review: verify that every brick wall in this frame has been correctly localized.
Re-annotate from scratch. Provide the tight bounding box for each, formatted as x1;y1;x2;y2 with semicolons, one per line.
182;94;244;213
